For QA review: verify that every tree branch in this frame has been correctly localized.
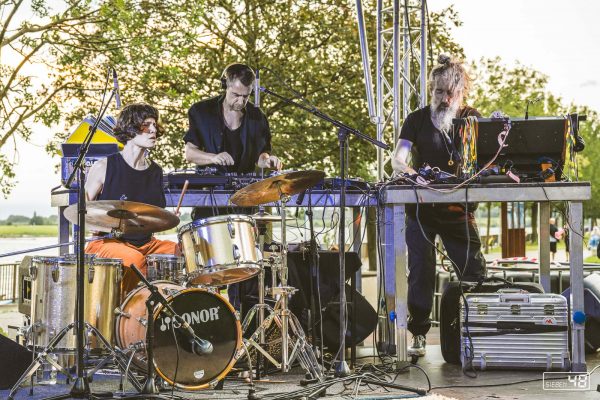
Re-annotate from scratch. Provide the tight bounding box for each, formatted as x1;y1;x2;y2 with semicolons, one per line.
0;0;24;47
0;83;67;148
0;41;43;99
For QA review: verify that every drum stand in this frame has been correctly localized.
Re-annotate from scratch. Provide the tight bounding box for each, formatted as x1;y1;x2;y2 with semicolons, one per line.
8;322;142;400
241;190;323;381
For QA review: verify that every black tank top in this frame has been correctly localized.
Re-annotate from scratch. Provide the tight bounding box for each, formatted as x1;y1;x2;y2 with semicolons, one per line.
98;153;165;247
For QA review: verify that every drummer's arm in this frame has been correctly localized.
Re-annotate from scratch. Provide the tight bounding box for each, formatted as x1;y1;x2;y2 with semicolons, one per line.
85;158;107;201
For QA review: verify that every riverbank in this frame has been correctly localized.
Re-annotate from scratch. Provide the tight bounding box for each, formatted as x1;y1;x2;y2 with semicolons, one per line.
0;225;57;237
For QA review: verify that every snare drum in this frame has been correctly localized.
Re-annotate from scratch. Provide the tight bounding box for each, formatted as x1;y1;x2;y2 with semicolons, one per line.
178;215;262;286
115;281;241;390
28;255;121;350
146;254;186;283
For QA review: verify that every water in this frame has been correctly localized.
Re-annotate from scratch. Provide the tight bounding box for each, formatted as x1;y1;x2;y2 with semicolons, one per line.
0;234;179;265
0;237;61;264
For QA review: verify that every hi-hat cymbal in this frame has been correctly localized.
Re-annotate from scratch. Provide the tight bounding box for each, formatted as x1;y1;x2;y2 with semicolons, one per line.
252;211;295;223
231;170;325;207
63;200;180;234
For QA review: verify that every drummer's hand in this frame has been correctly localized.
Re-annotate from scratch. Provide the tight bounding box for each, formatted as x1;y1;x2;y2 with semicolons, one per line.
212;152;234;166
258;154;282;171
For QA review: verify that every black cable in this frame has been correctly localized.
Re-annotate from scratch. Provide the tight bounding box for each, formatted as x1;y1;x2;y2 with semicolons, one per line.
170;319;181;397
459;183;477;378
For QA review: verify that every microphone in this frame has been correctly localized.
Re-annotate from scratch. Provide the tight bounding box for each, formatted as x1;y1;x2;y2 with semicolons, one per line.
570;113;585;152
112;68;122;110
524;96;542;120
296;189;307;205
254;67;260;107
174;315;213;355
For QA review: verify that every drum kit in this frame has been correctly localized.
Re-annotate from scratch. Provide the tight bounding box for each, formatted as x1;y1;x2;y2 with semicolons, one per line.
8;170;325;399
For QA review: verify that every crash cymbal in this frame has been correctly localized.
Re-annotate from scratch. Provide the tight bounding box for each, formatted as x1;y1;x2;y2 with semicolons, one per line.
231;170;325;207
252;211;295;223
63;200;180;234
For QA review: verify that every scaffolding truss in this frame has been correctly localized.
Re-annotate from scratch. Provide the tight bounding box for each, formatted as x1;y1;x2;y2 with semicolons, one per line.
355;0;428;180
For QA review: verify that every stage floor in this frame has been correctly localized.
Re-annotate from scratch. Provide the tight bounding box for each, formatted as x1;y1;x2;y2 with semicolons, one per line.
2;328;599;400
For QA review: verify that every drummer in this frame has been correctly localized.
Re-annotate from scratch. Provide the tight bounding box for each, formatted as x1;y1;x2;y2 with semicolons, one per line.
85;103;178;297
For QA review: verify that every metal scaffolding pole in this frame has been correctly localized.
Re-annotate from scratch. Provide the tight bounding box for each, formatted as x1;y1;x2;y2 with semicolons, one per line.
354;0;428;362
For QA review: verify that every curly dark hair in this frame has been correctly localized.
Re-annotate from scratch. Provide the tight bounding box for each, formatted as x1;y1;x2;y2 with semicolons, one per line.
113;103;165;144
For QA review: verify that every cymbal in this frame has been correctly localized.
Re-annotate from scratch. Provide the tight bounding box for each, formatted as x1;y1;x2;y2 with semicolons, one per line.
231;170;325;207
252;211;295;223
63;200;180;234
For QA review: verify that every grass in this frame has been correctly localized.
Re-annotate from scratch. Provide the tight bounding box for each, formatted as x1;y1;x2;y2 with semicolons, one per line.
0;225;58;237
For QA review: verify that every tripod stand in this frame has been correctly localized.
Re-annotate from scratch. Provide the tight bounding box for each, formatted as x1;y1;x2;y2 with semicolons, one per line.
240;188;323;381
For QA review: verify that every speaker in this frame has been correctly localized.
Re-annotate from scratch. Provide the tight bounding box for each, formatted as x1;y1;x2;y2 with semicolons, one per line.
240;251;375;351
321;284;378;349
0;334;32;389
563;273;600;353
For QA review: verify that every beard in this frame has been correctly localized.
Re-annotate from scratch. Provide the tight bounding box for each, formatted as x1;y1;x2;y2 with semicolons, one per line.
431;100;460;133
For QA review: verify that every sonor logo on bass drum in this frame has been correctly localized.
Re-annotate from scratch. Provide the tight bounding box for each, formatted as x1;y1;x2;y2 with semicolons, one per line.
158;307;220;332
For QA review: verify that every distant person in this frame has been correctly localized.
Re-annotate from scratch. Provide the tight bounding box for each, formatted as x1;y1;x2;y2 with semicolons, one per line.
549;217;558;262
563;225;570;262
589;226;600;250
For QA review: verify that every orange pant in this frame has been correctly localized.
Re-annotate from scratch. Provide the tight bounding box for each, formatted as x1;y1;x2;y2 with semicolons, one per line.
86;237;178;298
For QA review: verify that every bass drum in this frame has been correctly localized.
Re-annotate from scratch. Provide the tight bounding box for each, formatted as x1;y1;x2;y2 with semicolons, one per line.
115;281;241;390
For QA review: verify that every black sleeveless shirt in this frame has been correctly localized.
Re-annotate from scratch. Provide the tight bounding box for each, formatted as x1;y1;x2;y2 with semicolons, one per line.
98;153;165;247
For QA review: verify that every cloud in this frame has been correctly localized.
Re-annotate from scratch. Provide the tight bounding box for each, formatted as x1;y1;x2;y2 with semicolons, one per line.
580;80;598;88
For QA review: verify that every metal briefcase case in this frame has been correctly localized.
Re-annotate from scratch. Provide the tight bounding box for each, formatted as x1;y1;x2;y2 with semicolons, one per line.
460;292;570;371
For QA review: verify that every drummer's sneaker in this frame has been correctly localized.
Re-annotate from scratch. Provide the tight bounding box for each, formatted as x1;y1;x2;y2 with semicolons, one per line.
408;335;426;357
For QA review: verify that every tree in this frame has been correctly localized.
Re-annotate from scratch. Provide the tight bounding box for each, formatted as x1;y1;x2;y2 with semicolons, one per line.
469;58;600;227
29;210;44;225
47;1;466;181
0;0;111;196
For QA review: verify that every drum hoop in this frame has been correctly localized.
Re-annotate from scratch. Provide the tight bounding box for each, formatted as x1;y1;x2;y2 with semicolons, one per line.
115;280;184;349
178;214;256;234
31;256;61;263
93;257;124;265
152;286;242;390
146;254;184;262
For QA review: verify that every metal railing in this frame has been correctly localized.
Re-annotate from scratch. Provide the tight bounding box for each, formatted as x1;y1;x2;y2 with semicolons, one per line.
0;263;19;303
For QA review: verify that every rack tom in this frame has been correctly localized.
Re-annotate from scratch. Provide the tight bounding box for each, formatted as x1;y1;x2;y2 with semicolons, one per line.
178;215;262;286
146;254;186;283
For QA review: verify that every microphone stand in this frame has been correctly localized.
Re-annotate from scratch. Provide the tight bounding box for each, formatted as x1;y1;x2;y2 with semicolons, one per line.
124;264;191;399
259;85;388;376
46;75;116;399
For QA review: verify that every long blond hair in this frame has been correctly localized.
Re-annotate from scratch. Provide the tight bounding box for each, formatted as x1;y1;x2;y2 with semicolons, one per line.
428;54;471;100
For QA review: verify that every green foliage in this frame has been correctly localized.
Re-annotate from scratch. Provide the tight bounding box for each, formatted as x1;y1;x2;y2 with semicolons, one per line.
1;0;598;223
469;58;600;217
47;1;463;181
1;0;109;197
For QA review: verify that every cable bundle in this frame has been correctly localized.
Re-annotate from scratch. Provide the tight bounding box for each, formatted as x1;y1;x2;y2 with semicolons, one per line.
458;116;478;179
563;116;578;181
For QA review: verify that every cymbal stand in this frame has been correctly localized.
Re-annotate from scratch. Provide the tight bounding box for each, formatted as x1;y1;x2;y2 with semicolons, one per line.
240;187;322;381
8;322;142;400
254;221;268;379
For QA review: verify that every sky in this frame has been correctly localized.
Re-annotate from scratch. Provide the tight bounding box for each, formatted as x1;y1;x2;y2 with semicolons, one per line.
1;0;599;219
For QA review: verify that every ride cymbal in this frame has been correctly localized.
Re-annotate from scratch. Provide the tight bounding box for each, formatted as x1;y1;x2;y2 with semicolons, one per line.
63;200;180;234
230;170;325;207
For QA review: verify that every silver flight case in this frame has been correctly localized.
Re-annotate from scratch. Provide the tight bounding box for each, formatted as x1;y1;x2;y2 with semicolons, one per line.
460;292;570;371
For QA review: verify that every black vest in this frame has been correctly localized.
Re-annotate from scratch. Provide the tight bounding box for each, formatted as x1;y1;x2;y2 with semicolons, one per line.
98;152;165;246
